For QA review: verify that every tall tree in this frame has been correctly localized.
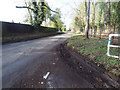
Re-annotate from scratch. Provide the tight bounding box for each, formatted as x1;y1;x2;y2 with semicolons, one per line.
50;8;63;31
72;1;87;33
16;0;57;27
97;2;105;39
91;1;98;37
110;2;120;34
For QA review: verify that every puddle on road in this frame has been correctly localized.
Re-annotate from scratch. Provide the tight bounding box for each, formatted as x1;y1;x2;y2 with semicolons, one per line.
47;76;55;88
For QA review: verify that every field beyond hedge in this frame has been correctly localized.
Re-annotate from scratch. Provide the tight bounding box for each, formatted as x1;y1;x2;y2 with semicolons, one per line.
67;35;120;75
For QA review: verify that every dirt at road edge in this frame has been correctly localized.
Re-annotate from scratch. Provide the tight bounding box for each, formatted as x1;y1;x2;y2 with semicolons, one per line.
58;43;120;88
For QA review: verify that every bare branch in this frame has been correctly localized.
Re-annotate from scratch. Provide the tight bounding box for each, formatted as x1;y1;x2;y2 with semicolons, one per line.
16;6;34;11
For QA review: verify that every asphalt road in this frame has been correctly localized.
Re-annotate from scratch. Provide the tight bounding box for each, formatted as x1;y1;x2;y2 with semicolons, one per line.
2;32;119;88
2;32;73;88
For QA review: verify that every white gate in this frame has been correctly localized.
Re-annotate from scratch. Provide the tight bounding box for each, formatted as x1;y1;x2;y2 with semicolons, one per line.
107;34;120;59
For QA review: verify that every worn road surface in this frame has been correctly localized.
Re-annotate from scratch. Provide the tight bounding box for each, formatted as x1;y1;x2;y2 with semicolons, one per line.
2;33;73;88
2;32;119;88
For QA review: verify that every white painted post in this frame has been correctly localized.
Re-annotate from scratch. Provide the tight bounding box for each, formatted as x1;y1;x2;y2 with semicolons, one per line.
107;34;120;59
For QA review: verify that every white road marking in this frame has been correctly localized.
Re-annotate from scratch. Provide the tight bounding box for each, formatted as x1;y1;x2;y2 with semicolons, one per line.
43;72;50;79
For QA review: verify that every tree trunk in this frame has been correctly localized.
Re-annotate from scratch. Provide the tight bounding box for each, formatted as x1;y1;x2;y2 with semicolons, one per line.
99;29;102;39
94;29;96;37
98;3;105;39
112;20;117;39
113;19;117;34
86;0;90;39
113;24;116;34
91;28;92;37
108;1;111;25
85;0;87;20
93;6;96;37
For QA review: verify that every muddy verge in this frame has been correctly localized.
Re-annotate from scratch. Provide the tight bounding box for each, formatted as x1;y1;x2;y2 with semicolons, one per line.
57;43;120;88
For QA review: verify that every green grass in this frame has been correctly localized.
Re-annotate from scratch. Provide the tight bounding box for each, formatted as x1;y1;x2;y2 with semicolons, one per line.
67;35;120;75
2;32;62;44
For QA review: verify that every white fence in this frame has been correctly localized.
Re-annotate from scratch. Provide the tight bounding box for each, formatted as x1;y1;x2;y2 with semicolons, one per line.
107;34;120;59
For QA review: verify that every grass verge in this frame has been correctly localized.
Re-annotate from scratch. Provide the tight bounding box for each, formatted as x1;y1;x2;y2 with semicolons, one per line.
2;32;63;45
66;35;120;76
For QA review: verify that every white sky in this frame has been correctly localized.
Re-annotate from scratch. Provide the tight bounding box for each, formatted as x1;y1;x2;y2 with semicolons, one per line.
0;0;81;29
0;0;27;23
0;0;117;29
